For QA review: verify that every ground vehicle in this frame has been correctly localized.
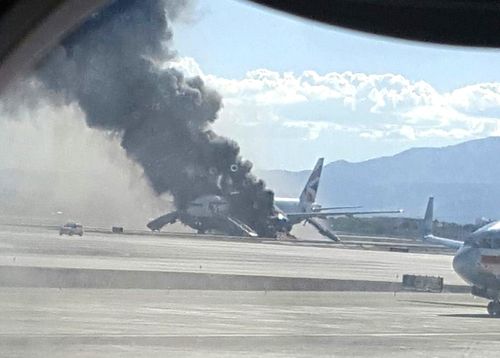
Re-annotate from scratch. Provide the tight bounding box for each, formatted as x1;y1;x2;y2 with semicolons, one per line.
59;222;83;236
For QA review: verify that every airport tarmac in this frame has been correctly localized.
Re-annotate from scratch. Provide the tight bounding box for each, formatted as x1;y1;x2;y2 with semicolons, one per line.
0;224;460;284
2;289;500;357
0;224;496;357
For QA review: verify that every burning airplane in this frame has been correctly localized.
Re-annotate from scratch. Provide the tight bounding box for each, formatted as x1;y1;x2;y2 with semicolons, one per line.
33;0;280;237
147;194;259;237
148;158;402;239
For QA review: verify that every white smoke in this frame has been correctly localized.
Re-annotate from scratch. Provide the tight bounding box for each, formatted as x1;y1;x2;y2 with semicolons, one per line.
0;89;171;228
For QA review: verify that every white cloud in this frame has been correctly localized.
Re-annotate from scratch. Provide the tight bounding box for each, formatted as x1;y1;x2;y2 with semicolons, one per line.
447;83;500;112
166;56;500;142
282;121;340;140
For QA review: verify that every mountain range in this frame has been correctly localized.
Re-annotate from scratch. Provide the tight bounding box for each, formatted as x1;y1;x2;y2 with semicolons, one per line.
257;137;500;223
2;136;500;225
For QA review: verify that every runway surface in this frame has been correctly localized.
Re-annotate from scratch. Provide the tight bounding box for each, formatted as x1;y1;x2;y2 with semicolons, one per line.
0;224;460;284
2;289;499;357
0;224;495;357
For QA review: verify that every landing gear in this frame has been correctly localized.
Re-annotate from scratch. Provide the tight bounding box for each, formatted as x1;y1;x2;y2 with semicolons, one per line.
487;300;500;317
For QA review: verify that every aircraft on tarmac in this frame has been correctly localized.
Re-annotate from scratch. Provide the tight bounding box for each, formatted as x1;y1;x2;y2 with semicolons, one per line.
146;194;260;237
422;197;500;317
273;158;402;241
147;158;402;241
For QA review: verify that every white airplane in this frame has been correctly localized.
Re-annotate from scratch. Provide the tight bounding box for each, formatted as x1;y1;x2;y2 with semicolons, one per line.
421;197;500;317
146;194;259;237
147;158;401;240
274;158;402;241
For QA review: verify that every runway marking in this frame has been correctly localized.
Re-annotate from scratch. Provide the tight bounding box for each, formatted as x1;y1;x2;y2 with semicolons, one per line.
400;299;484;308
1;332;500;339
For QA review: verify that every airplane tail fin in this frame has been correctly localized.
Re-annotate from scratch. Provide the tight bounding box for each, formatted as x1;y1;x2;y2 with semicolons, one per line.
422;197;434;237
299;158;324;210
420;197;463;250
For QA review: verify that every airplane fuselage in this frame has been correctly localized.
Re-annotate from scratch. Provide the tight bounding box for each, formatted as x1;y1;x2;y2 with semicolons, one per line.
274;198;308;226
422;197;500;316
452;229;500;300
274;198;303;213
454;247;500;297
274;197;326;226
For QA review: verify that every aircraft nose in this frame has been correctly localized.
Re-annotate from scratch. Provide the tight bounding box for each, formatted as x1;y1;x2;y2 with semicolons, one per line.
452;247;476;284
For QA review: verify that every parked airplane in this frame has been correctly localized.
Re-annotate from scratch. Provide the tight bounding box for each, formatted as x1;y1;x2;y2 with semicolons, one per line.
274;158;402;241
422;197;500;317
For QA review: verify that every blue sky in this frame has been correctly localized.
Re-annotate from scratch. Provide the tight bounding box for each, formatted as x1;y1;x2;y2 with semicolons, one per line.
171;0;500;170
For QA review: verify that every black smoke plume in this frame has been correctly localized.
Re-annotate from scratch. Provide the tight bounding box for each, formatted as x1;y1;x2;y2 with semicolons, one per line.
35;0;277;236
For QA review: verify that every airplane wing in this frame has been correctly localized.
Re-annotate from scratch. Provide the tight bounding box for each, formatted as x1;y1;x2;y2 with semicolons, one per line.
423;234;463;250
146;211;179;231
307;217;340;241
313;206;362;211
285;209;403;221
